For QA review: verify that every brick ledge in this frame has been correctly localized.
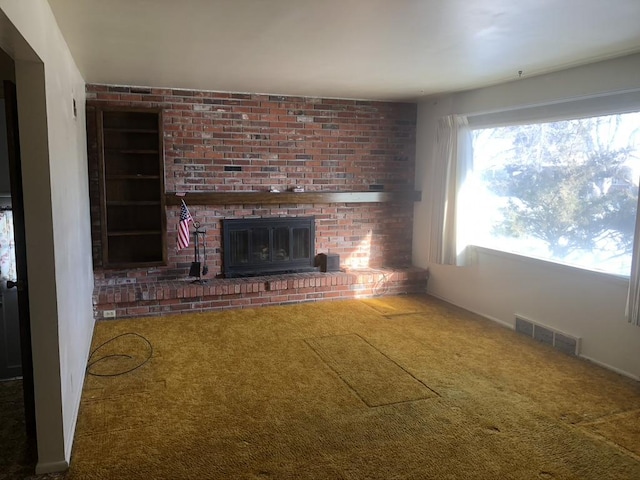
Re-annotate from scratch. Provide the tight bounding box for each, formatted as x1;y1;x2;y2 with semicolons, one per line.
93;267;428;320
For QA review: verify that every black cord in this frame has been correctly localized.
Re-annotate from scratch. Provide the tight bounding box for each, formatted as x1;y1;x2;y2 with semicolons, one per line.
372;270;390;296
86;332;153;377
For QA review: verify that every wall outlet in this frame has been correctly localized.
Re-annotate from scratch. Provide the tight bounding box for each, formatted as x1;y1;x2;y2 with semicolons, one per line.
103;310;116;319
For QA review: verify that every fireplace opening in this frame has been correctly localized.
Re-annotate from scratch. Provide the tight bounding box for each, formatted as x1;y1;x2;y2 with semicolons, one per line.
222;216;317;278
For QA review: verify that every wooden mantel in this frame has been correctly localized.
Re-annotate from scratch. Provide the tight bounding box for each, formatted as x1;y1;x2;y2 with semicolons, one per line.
165;190;421;206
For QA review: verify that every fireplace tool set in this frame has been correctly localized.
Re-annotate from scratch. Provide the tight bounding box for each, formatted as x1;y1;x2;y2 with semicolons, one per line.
189;221;208;284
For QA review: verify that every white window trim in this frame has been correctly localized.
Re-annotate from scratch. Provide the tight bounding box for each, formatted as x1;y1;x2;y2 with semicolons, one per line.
467;90;640;129
470;245;630;287
463;92;640;279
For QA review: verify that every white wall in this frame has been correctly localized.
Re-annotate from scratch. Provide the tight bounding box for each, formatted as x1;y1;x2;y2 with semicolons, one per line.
414;53;640;380
0;0;94;473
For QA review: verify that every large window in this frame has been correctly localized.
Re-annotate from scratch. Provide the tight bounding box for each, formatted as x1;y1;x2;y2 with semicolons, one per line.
467;111;640;276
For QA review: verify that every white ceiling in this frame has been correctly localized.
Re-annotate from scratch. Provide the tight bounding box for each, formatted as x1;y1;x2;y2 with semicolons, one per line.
46;0;640;101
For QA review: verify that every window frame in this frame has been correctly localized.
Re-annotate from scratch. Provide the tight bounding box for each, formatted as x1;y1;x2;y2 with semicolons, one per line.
463;91;640;277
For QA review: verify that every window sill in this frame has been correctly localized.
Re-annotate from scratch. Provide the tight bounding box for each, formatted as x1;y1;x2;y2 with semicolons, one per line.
469;245;630;286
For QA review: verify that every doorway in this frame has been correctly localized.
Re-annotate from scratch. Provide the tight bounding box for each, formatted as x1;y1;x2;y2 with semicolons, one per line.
0;47;36;474
0;85;21;380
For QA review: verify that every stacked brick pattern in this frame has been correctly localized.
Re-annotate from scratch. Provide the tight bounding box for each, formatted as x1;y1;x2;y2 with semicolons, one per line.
93;268;428;319
86;84;423;318
87;85;417;281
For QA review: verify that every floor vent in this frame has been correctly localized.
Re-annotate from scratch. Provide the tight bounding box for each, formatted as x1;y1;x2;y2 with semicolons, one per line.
515;315;581;356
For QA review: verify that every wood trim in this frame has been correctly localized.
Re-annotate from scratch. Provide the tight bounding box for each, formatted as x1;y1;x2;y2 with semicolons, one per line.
165;190;421;206
96;105;164;115
4;79;37;453
96;108;109;266
97;107;167;267
157;109;167;265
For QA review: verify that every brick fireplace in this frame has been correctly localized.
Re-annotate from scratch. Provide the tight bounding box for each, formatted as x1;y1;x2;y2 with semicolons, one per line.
86;85;427;319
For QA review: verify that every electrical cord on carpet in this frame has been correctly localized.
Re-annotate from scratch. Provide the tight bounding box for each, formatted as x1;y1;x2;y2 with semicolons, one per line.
372;269;390;296
86;332;153;377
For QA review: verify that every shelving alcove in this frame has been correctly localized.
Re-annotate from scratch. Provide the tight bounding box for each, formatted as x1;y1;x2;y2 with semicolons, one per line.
97;107;166;268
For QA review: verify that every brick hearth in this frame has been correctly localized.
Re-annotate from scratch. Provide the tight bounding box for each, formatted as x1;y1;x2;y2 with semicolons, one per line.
93;267;428;320
86;85;421;319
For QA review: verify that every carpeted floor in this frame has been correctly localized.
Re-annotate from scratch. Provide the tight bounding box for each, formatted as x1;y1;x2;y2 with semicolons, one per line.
0;381;58;480
0;379;31;480
5;294;640;479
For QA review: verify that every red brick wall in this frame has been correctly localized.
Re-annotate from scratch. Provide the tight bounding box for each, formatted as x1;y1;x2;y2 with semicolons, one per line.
86;85;417;283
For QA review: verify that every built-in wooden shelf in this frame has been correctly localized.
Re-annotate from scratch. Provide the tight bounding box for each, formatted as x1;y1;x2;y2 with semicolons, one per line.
98;107;166;268
104;127;158;134
107;230;163;237
165;190;421;206
106;175;160;180
107;149;159;155
107;201;162;206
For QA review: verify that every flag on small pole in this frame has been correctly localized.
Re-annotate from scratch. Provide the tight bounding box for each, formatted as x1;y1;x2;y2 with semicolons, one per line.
176;199;193;251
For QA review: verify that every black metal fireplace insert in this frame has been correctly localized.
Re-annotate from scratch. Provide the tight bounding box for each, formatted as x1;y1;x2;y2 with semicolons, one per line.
222;216;316;278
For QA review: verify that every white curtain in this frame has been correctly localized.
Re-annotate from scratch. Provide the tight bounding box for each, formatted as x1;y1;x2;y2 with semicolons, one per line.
428;115;472;266
626;190;640;326
0;210;17;282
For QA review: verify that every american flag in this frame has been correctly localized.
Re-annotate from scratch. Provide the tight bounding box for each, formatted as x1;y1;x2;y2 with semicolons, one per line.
176;200;192;251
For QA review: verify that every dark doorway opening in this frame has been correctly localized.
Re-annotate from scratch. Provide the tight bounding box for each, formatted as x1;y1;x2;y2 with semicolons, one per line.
0;48;37;474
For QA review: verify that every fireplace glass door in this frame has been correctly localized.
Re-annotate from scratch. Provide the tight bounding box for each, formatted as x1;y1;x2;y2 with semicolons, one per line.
222;217;316;277
292;228;310;259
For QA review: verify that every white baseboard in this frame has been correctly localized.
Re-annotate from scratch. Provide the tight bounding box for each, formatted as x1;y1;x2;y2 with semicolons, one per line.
427;292;515;330
427;292;640;382
578;354;640;381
